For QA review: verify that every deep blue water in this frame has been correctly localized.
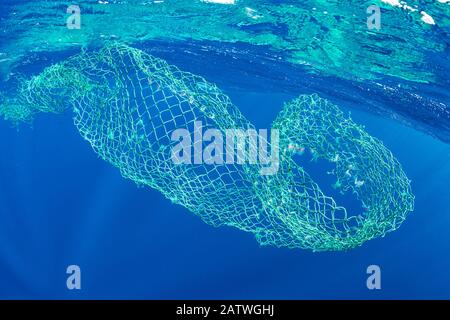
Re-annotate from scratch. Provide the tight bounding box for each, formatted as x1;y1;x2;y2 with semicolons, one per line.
0;80;449;299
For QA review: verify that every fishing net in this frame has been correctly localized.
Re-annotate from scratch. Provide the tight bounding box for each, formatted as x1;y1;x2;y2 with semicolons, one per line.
0;43;414;251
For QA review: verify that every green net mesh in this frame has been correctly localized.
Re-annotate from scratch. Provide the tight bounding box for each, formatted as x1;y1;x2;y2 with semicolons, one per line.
0;43;414;251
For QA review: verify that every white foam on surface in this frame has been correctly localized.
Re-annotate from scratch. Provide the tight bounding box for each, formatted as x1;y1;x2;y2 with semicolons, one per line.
381;0;401;7
245;7;262;19
201;0;235;4
420;11;436;25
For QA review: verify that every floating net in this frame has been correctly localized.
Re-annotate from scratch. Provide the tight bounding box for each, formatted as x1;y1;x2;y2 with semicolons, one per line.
0;43;414;251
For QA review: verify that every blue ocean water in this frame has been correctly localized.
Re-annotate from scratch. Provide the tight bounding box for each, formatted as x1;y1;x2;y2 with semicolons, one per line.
0;79;449;299
0;1;450;299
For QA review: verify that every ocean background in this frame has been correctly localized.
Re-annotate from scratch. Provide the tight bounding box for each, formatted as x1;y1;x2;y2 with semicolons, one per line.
0;0;449;299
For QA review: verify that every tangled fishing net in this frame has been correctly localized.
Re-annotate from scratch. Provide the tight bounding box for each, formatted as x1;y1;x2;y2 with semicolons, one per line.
0;43;414;251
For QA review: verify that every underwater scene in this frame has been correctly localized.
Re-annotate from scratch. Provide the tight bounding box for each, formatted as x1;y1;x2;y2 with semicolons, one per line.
0;0;449;299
